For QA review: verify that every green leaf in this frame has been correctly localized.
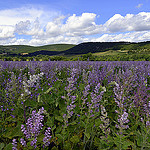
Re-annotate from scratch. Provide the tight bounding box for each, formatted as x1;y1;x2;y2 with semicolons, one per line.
5;116;17;122
95;118;101;127
56;101;59;107
64;141;72;150
55;134;64;140
37;94;41;102
109;81;117;86
55;116;63;122
80;121;86;127
147;134;150;143
94;137;101;147
79;83;85;91
11;123;22;137
84;132;90;140
37;134;45;143
69;121;76;125
44;87;54;94
3;122;22;139
122;140;133;149
4;143;12;150
136;132;143;147
51;146;59;150
70;135;80;143
51;125;56;131
0;143;5;150
55;125;62;134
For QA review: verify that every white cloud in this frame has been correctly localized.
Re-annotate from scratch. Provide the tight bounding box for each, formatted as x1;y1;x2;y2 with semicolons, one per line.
104;12;150;32
136;3;143;8
91;31;150;43
0;7;150;45
0;25;15;39
63;13;104;36
0;6;60;26
15;20;31;34
45;21;63;37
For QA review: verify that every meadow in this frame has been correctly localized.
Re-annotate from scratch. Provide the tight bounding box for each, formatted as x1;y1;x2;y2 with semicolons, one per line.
0;61;150;150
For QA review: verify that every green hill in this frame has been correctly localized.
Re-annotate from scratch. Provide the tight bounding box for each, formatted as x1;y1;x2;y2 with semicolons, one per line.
0;44;75;54
62;41;150;55
0;41;150;57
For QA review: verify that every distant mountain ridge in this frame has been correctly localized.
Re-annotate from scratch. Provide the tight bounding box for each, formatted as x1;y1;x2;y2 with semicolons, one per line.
0;41;150;56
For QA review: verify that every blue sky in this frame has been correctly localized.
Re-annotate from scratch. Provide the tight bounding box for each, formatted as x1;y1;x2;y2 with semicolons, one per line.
0;0;150;45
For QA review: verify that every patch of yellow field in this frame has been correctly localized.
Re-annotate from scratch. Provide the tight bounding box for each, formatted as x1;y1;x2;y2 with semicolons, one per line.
93;50;129;56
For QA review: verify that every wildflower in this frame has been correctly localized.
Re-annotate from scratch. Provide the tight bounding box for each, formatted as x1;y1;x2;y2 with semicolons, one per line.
20;138;26;147
30;138;37;148
12;139;17;150
20;107;51;148
43;127;52;146
21;108;44;146
100;105;110;137
116;111;129;129
146;121;150;127
22;72;44;96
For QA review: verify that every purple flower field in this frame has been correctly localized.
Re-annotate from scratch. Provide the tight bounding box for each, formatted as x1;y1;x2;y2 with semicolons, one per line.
0;61;150;149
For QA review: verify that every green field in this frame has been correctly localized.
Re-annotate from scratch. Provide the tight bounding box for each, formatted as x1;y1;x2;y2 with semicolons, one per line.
93;50;129;56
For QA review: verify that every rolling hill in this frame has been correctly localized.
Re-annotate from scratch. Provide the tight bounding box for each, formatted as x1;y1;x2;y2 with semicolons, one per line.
0;41;150;57
0;44;75;55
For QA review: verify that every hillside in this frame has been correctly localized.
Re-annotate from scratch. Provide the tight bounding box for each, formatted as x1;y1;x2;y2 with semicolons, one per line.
62;41;150;55
0;44;75;55
0;41;150;57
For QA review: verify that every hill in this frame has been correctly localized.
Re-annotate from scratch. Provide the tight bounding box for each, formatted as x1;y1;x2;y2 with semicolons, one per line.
0;41;150;57
0;44;75;55
62;41;150;55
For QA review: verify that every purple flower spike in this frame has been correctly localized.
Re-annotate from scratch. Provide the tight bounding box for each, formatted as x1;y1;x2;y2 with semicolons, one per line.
20;138;26;147
43;127;52;146
30;138;37;147
21;107;45;147
116;111;129;130
12;139;17;150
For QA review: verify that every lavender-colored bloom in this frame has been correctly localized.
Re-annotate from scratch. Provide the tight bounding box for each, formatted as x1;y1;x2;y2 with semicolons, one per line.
10;114;15;118
12;139;17;150
119;112;129;124
21;108;44;142
20;138;26;147
146;121;150;127
116;112;129;129
89;83;104;111
63;114;67;119
30;138;37;147
43;127;52;146
100;105;110;137
94;83;101;93
20;107;51;147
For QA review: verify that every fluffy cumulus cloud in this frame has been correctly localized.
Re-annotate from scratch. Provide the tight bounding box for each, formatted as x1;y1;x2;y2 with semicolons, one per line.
0;6;150;45
63;13;104;36
92;31;150;42
0;26;15;39
104;12;150;32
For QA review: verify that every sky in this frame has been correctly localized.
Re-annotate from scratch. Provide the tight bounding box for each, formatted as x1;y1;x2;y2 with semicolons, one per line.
0;0;150;46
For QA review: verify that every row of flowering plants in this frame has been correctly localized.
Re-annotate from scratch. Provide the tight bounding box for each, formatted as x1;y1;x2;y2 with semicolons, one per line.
0;61;150;149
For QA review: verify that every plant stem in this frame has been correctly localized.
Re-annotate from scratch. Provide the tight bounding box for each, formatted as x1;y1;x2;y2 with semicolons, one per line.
23;103;27;123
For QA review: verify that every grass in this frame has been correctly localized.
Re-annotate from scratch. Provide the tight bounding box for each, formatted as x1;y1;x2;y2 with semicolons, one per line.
93;50;129;56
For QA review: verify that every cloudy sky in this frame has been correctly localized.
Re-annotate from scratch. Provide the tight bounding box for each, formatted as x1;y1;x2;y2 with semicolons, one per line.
0;0;150;46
